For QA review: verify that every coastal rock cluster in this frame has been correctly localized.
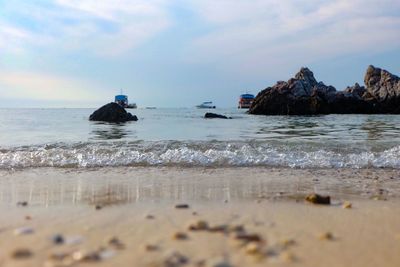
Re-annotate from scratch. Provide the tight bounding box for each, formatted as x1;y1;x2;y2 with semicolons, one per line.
89;102;138;122
249;65;400;115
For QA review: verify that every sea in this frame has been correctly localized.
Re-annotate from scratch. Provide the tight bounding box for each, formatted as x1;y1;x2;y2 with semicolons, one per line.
0;108;399;169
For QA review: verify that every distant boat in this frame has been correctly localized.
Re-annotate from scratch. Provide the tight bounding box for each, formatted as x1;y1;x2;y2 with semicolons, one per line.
196;101;216;109
238;94;255;109
115;94;137;109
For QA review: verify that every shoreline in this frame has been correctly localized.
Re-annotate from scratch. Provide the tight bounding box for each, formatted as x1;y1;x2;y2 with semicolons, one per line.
1;167;400;266
1;167;399;206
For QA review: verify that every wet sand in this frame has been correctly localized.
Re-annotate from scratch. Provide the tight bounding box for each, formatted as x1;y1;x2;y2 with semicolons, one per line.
0;167;400;267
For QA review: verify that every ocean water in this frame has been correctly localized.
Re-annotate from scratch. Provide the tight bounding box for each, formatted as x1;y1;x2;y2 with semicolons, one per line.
0;108;399;169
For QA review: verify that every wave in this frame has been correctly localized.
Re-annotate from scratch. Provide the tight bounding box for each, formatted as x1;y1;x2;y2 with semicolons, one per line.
0;141;399;169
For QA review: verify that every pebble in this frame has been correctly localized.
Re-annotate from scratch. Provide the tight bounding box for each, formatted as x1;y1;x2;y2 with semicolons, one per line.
145;244;159;252
319;232;334;240
146;214;155;220
173;232;189;240
164;251;189;266
17;201;28;207
342;201;352;209
245;242;263;255
14;226;34;236
305;193;331;205
188;220;209;231
25;215;32;220
11;248;33;259
209;259;233;267
234;232;263;243
108;236;125;250
208;224;228;233
52;234;65;245
175;204;190;209
72;250;102;263
95;205;102;210
48;252;69;261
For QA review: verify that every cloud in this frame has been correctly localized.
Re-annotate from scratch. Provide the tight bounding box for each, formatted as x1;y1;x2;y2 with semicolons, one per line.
0;71;109;103
0;0;171;57
187;0;400;77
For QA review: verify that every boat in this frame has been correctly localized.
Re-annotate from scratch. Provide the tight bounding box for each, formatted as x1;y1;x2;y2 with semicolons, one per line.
114;94;137;109
196;101;216;109
238;93;255;109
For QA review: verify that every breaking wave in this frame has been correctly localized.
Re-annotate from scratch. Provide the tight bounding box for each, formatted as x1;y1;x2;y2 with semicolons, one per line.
0;141;399;169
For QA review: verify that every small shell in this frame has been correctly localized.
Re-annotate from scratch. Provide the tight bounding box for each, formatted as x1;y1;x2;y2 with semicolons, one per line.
14;227;34;236
342;201;352;209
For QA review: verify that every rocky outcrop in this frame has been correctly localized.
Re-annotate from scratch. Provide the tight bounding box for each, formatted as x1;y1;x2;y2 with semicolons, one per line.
249;65;400;115
89;103;138;122
364;65;400;113
204;113;231;119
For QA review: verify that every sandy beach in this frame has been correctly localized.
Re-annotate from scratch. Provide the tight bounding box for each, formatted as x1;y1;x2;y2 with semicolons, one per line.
0;167;399;267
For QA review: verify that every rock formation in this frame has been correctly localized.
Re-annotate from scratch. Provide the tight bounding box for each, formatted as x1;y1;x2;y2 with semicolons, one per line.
204;113;231;119
249;65;400;115
89;103;138;122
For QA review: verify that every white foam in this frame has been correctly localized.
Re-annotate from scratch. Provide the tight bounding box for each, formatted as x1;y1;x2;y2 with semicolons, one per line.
0;141;399;169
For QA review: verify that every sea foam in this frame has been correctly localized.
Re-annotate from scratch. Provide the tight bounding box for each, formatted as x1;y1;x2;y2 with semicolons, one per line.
0;141;399;169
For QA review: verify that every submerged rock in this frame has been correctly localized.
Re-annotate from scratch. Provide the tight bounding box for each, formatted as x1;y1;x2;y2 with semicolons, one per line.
204;113;231;119
89;103;138;123
249;65;400;115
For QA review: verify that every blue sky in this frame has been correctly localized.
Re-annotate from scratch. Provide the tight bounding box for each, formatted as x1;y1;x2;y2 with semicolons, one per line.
0;0;399;108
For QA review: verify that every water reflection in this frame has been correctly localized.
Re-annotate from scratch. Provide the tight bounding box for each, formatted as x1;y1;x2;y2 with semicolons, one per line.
90;122;135;140
2;168;399;207
360;118;400;141
256;116;326;139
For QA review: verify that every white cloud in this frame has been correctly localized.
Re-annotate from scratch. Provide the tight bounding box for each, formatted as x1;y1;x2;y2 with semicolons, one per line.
0;0;171;57
187;0;400;77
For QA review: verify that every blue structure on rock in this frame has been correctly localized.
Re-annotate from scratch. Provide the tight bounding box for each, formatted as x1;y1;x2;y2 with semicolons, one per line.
114;94;137;109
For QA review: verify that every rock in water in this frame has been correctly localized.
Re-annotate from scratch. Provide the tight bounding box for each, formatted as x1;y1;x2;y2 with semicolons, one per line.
364;65;400;113
89;103;138;123
249;65;400;115
204;113;231;119
249;67;329;115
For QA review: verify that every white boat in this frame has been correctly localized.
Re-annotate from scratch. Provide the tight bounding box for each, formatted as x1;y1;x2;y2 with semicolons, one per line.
196;101;216;109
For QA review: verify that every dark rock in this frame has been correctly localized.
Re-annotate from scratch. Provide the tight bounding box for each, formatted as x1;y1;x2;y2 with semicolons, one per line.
17;201;28;207
250;68;329;115
175;204;190;209
89;103;138;123
249;66;400;115
52;234;65;245
204;113;231;119
364;65;400;113
305;194;331;205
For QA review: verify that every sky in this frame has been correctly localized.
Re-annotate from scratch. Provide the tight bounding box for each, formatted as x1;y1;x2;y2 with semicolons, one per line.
0;0;399;108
